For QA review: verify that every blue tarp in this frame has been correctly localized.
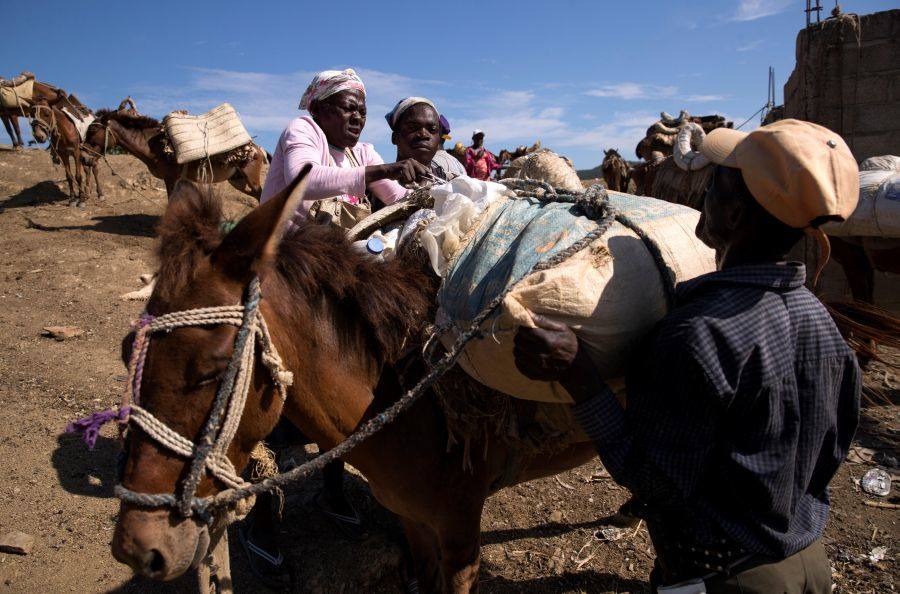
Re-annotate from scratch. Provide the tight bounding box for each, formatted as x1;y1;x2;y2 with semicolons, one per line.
438;192;687;325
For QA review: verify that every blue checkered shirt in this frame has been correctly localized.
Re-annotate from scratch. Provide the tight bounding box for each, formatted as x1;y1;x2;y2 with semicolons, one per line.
573;262;860;558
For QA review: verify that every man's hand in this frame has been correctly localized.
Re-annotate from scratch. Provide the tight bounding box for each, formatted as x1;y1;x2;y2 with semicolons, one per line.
367;159;430;185
513;315;580;381
513;314;606;403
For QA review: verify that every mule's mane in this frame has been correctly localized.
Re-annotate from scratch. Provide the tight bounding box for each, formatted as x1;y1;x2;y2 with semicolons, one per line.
105;110;161;129
154;188;434;363
277;226;433;361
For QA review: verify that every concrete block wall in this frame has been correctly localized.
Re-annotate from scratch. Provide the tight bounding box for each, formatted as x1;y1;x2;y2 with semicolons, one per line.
783;9;900;161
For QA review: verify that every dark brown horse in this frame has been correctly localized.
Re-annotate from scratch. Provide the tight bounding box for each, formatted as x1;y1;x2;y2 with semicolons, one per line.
601;148;631;192
110;174;595;592
82;105;267;200
30;100;101;206
1;80;73;148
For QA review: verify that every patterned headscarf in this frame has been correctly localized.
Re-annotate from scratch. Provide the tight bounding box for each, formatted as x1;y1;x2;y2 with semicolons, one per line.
384;97;438;130
299;69;366;110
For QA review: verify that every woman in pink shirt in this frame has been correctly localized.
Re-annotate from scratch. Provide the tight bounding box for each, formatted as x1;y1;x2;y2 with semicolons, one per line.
248;69;430;585
260;69;429;223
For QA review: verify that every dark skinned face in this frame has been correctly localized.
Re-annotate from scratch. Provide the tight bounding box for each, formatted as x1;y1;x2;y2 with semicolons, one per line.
310;89;366;149
393;104;441;165
697;165;753;259
472;133;484;148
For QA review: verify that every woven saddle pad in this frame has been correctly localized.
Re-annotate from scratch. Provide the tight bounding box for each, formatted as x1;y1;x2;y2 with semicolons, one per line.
163;103;252;165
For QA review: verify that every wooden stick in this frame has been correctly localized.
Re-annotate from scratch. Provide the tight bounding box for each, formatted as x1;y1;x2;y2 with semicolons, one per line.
863;500;900;510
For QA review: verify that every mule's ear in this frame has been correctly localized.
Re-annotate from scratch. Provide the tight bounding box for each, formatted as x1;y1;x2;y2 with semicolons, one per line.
158;180;223;255
211;164;311;280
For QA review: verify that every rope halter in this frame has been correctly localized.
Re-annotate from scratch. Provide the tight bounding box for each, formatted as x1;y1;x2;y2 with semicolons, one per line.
31;104;56;139
68;277;293;522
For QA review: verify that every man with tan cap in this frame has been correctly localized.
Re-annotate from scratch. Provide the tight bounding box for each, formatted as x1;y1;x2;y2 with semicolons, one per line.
513;119;861;592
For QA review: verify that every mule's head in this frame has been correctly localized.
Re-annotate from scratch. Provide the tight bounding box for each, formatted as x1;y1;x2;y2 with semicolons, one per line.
29;100;53;144
80;111;115;166
111;169;310;580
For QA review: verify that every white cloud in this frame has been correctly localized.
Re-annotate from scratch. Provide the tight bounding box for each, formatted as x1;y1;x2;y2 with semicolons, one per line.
684;94;728;102
736;39;764;52
731;0;792;22
585;82;677;100
539;107;565;119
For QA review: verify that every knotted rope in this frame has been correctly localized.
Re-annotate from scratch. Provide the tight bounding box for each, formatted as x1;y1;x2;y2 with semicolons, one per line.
68;278;293;520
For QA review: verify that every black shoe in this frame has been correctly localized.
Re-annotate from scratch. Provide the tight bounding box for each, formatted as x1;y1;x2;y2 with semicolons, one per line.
236;520;293;590
314;490;365;541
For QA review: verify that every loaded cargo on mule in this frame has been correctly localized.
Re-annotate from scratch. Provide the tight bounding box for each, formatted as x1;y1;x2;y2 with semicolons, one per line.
351;152;716;404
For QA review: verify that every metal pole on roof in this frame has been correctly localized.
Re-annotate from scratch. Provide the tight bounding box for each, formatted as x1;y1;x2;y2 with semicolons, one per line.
805;0;822;27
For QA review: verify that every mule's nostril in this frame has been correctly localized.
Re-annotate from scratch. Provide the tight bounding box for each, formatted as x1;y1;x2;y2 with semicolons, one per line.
148;549;166;575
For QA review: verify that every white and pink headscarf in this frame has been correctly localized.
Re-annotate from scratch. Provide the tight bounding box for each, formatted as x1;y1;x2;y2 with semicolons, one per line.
299;68;366;110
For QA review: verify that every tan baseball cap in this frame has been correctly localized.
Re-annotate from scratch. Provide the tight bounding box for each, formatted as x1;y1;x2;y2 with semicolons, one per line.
700;119;859;228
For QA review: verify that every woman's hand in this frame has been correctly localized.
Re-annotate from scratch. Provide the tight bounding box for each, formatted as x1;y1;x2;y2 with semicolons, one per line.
366;159;430;185
513;314;606;403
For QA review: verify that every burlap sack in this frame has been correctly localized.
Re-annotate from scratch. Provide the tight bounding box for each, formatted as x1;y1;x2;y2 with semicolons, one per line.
503;149;583;193
0;78;34;109
162;103;252;165
823;164;900;238
308;198;372;229
438;191;716;403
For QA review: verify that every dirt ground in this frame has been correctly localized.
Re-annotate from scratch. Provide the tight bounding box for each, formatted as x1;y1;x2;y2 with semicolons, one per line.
0;147;896;593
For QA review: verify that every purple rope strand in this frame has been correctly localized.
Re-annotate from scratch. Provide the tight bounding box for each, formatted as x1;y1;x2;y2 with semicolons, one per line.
66;406;131;450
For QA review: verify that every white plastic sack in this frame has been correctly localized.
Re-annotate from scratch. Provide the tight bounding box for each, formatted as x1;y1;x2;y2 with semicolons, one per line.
824;168;900;238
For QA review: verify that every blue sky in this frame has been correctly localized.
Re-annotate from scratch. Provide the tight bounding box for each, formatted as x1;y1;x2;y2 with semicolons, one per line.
2;0;894;169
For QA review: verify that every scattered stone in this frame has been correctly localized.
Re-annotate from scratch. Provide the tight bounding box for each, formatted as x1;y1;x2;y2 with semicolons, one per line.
0;531;35;555
549;510;563;523
548;547;566;575
41;326;83;341
594;527;627;542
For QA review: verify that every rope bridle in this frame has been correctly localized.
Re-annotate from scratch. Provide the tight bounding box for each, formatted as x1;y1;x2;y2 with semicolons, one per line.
70;277;294;522
31;104;56;142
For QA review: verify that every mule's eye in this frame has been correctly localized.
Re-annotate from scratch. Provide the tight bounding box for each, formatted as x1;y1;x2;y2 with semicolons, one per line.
192;371;224;390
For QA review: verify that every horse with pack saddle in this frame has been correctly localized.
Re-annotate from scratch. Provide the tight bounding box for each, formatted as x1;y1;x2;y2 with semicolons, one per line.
81;98;269;200
0;71;81;149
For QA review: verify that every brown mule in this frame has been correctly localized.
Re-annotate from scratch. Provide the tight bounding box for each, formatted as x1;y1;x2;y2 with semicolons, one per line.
1;80;77;148
82;104;267;200
30;100;101;206
110;172;595;592
601;148;631;192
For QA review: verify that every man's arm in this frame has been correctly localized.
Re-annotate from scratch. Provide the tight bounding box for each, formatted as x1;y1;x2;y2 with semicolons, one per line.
514;316;721;507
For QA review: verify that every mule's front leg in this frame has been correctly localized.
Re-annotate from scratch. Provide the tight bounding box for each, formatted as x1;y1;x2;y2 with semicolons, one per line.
401;518;441;593
92;164;104;199
61;153;77;203
437;512;483;593
11;116;24;148
74;146;87;207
